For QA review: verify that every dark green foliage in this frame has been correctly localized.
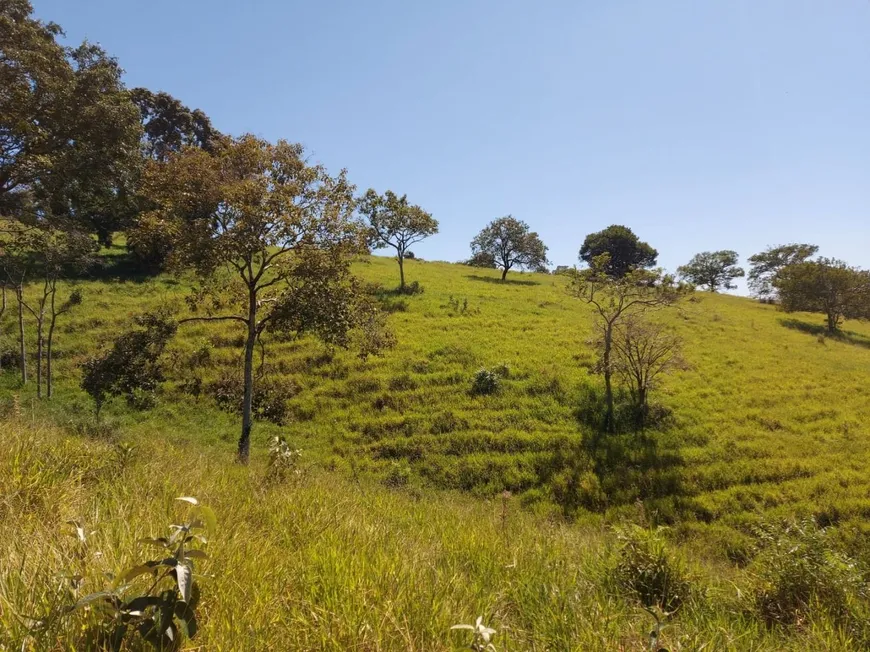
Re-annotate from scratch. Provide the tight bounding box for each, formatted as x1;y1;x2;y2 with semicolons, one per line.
677;251;745;292
470;368;501;396
579;225;658;278
747;243;818;299
775;258;870;333
70;498;214;650
463;251;497;269
470;216;549;280
751;520;869;629
613;525;691;612
209;373;300;425
430;410;469;435
80;312;176;415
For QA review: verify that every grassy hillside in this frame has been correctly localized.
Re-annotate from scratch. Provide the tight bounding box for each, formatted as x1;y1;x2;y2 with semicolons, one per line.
3;417;869;650
3;252;870;648
3;252;870;539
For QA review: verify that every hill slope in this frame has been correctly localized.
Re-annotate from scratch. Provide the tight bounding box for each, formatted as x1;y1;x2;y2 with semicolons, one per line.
3;253;870;538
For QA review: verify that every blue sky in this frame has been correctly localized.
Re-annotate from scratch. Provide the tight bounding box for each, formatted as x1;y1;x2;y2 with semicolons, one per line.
34;0;870;292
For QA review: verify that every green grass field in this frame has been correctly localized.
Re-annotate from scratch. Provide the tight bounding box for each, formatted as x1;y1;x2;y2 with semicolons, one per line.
3;251;870;649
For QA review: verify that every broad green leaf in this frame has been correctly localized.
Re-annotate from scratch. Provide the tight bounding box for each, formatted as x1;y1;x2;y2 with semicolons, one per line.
137;537;169;549
184;549;208;560
174;602;198;638
116;563;158;585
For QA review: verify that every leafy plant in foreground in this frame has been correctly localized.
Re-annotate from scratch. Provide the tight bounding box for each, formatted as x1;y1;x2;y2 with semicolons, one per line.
70;497;215;650
266;435;303;485
451;616;497;651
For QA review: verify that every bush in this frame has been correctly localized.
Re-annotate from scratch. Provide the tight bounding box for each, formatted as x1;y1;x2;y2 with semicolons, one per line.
470;368;501;396
751;520;868;627
613;525;691;612
265;435;303;485
388;373;418;391
399;280;423;295
383;461;412;488
210;373;300;425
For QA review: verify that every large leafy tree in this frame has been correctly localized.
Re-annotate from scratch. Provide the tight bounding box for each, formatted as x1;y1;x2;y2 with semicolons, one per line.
470;216;549;280
569;255;689;431
774;258;870;333
131;88;222;161
358;189;438;290
678;250;745;292
145;135;393;461
747;243;818;299
579;225;658;278
0;1;142;244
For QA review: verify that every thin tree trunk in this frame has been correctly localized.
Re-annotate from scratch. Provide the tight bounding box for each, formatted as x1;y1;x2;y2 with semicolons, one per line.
36;315;43;399
0;286;6;373
398;255;405;289
238;286;257;463
16;285;26;384
47;287;57;399
501;267;508;281
603;325;614;432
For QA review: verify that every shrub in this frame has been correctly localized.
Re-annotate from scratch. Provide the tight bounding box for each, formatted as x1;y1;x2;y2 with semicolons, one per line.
613;525;691;612
210;373;300;425
399;280;423;295
383;461;412;488
751;520;868;627
471;369;501;396
69;497;214;650
265;436;303;485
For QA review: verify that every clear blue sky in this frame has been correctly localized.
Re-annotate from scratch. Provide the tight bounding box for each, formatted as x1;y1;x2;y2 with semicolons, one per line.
34;0;870;292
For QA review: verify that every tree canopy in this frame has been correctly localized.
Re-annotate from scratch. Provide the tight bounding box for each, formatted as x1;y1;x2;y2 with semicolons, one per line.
774;258;870;333
747;243;818;299
0;1;142;243
470;216;548;280
578;225;657;278
144;135;392;461
678;250;745;292
357;189;437;290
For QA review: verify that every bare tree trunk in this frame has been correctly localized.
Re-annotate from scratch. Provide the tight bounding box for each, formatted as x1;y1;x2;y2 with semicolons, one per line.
398;254;405;290
0;286;6;373
35;314;43;399
603;325;614;432
47;287;57;399
238;286;257;463
16;285;26;384
501;267;508;281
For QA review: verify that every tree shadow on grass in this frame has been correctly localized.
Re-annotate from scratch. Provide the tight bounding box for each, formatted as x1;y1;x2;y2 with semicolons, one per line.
464;274;539;286
779;318;870;350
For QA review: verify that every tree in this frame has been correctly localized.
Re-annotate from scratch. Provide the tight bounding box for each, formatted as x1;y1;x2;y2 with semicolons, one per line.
677;251;745;292
147;135;393;461
0;2;142;244
470;216;549;280
569;254;690;431
16;227;94;398
81;312;177;416
747;243;818;299
579;225;658;278
612;316;687;426
358;189;437;290
774;258;870;333
130;88;222;161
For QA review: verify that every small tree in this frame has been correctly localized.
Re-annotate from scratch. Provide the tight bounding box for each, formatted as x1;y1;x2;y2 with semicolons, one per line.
81;312;177;416
579;225;658;278
470;216;549;280
358;189;438;290
612;316;687;426
774;258;870;333
569;254;690;431
16;227;95;398
748;243;818;300
678;250;745;292
146;136;393;462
